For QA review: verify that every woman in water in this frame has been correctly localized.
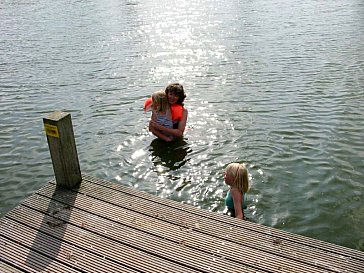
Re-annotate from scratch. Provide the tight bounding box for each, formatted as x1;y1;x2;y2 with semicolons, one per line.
149;83;188;139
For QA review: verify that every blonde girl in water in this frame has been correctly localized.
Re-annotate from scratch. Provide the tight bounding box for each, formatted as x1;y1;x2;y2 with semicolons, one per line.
224;163;250;220
150;90;173;142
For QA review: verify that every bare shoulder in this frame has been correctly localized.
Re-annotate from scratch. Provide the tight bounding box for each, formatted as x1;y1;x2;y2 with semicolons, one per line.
230;187;242;198
183;108;188;116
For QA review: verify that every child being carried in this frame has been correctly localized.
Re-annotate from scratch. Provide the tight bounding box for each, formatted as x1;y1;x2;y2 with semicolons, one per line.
150;90;173;142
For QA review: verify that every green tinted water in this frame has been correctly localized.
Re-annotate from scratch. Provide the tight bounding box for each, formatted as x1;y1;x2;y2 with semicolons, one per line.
0;0;363;250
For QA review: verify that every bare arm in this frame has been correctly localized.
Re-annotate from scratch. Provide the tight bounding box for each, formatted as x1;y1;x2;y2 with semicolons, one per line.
150;108;188;138
231;188;244;220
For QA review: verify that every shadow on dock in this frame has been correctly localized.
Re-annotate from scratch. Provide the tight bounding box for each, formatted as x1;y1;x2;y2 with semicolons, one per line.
25;184;80;271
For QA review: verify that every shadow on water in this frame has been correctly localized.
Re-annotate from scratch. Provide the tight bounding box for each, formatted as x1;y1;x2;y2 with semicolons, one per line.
149;138;191;171
25;184;79;271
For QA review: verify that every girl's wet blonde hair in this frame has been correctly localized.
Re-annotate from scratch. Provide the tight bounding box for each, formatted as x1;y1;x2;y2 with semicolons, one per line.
225;163;250;193
151;90;169;113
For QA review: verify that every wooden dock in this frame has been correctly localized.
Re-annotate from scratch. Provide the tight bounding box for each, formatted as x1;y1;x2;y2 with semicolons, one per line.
1;174;363;273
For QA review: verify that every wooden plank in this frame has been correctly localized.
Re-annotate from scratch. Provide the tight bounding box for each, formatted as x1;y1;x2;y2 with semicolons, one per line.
41;178;364;273
0;217;161;273
8;198;257;273
30;186;328;273
2;176;363;273
2;206;219;273
0;260;31;273
0;236;82;273
82;174;363;260
29;182;363;273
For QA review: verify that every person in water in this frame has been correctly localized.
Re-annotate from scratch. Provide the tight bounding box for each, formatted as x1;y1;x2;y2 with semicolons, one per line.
224;162;250;220
149;83;188;139
149;90;173;142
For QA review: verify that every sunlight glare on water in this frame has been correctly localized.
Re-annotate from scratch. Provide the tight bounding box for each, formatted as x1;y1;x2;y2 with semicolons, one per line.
0;0;363;250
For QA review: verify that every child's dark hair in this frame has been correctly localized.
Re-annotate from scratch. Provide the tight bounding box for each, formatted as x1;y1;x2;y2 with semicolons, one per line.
165;83;186;106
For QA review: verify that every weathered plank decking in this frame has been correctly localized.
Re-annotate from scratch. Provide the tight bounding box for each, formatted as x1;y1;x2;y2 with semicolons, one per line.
1;174;363;273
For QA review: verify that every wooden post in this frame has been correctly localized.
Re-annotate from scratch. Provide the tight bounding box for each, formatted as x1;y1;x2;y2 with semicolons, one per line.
43;111;82;189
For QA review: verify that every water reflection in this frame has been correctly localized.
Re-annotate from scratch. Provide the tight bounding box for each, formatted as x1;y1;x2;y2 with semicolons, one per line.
1;0;363;250
149;138;191;171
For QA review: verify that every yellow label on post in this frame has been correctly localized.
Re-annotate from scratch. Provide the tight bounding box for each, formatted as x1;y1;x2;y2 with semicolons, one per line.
44;124;59;138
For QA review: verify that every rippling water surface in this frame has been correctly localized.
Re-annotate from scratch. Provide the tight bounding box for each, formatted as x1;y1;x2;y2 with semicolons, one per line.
1;0;363;250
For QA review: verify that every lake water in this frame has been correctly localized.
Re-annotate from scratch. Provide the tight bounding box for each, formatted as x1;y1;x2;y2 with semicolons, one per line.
1;0;363;250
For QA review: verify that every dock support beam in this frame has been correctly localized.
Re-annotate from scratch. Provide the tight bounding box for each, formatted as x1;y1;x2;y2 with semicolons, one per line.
43;111;81;189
